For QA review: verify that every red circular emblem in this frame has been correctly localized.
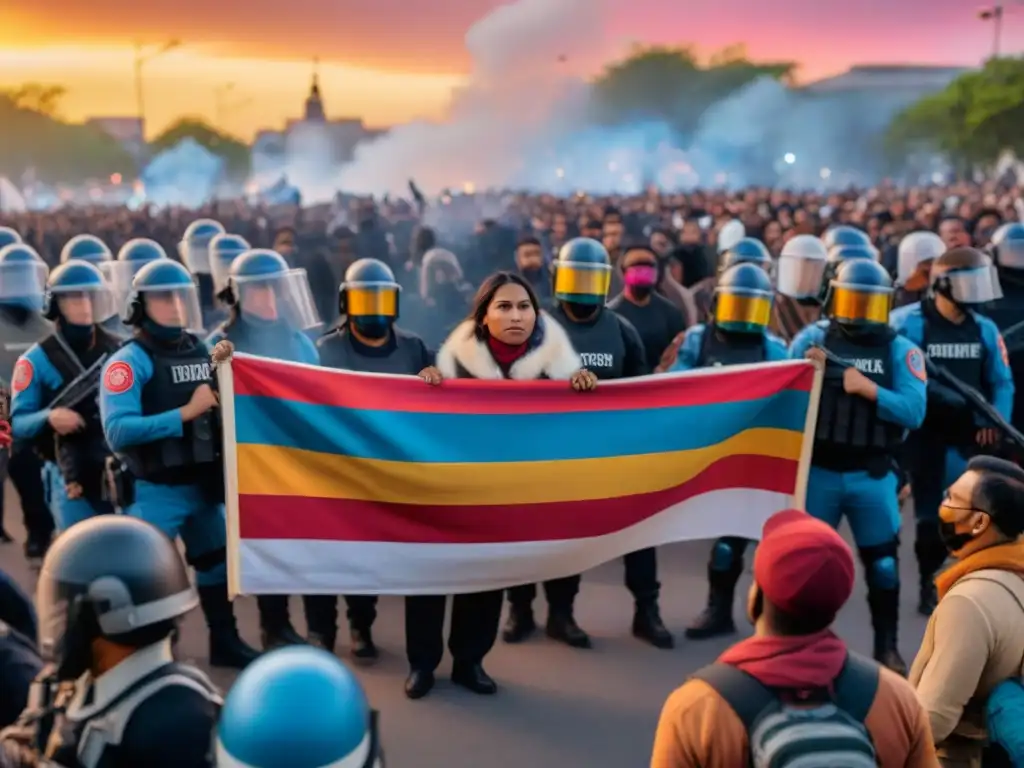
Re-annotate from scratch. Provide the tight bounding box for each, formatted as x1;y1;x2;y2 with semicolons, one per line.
104;362;134;394
11;359;33;393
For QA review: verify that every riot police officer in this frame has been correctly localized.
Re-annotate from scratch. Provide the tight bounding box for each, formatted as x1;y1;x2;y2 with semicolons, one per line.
895;231;945;308
10;261;119;532
984;221;1024;435
0;244;54;556
719;237;772;273
891;247;1012;615
104;239;169;323
790;259;927;675
822;224;873;252
178;219;227;328
310;258;433;661
666;264;790;639
772;234;828;342
0;227;20;251
208;249;319;651
99;259;259;669
215;647;383;768
504;238;672;650
205;234;251;329
0;515;221;768
60;235;124;338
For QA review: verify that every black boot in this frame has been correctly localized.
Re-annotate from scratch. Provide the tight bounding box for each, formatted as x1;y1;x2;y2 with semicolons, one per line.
501;604;536;643
451;662;497;695
914;521;946;617
257;595;307;650
546;611;591;648
349;626;378;661
198;585;261;669
685;566;741;640
868;587;907;676
633;602;674;649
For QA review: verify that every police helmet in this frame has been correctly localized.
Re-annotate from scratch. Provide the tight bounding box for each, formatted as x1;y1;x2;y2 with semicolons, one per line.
126;259;203;332
826;258;894;326
0;243;48;310
776;235;828;300
822;225;871;251
553;238;612;305
931;247;1002;306
0;226;22;250
105;239;169;311
209;233;252;294
990;221;1024;271
45;260;116;323
36;515;197;680
60;234;112;266
720;237;772;274
227;248;320;330
717;219;746;254
217;647;383;768
340;258;401;323
896;231;945;287
713;263;774;334
178;218;226;275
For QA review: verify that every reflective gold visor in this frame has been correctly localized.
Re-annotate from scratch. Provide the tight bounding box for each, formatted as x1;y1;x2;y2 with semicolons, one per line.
715;292;772;327
831;286;891;324
347;287;397;317
554;264;611;298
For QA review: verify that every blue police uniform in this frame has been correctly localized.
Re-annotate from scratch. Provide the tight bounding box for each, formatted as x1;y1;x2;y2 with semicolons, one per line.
60;234;126;339
99;259;259;669
789;259;926;675
11;261;119;532
670;324;788;371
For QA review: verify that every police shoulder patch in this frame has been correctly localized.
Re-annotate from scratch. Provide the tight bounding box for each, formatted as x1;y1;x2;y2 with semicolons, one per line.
104;361;134;394
906;348;927;382
12;359;33;393
998;333;1010;367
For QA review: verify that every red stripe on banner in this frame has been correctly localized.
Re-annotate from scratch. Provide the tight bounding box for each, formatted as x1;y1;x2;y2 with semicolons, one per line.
238;454;796;544
231;355;814;415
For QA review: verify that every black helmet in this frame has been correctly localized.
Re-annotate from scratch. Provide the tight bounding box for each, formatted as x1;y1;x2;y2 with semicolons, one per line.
826;259;894;326
36;516;197;680
931;247;1002;306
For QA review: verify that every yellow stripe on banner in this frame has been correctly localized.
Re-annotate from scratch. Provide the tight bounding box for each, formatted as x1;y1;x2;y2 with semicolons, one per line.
237;427;802;506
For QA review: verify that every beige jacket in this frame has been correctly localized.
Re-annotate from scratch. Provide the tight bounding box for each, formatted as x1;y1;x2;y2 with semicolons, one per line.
909;568;1024;766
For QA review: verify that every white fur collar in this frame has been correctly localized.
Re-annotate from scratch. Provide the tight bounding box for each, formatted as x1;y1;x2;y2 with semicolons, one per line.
436;311;582;381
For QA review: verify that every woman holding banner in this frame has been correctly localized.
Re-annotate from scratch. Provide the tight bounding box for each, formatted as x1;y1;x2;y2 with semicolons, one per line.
405;271;596;700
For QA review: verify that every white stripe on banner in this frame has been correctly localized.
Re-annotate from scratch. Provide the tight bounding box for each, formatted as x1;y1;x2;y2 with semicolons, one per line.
237;488;792;595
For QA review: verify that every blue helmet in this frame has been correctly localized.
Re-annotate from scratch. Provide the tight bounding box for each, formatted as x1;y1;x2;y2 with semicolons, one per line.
225;248;320;331
714;262;774;334
178;218;226;275
554;238;612;305
107;239;169;312
720;237;772;273
125;259;203;331
209;234;252;293
45;260;116;323
340;258;400;326
0;243;48;310
827;258;893;326
216;647;382;768
0;226;22;251
991;221;1024;270
60;234;113;266
822;225;871;251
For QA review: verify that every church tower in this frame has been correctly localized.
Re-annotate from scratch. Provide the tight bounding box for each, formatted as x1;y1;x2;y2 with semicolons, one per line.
303;57;326;123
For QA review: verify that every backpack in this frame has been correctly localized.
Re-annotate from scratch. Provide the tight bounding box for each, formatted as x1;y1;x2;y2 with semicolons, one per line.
690;652;880;768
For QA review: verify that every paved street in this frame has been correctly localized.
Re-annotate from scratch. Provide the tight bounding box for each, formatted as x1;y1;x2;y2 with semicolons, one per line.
0;492;931;767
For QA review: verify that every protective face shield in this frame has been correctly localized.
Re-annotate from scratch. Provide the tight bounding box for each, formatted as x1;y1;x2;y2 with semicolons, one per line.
717;219;746;254
553;260;611;304
178;219;226;275
776;235;827;300
209;234;252;294
235;269;320;330
0;246;49;310
992;224;1024;270
104;239;168;316
47;262;117;324
897;232;945;289
827;261;894;327
933;255;1004;306
713;264;774;334
139;284;204;332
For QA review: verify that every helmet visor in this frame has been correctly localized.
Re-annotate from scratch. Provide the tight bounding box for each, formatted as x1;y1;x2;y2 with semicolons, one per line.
237;270;322;330
211;251;245;295
946;266;1003;304
714;289;772;331
554;263;611;303
0;261;48;305
53;284;117;323
345;282;399;320
830;285;892;324
141;283;204;332
179;240;212;275
101;261;151;318
997;240;1024;270
775;256;825;300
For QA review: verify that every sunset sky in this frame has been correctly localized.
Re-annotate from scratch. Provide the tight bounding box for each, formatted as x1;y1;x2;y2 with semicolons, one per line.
0;0;1017;141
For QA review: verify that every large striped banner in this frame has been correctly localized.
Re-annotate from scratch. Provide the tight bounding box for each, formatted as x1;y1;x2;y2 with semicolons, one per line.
220;354;821;597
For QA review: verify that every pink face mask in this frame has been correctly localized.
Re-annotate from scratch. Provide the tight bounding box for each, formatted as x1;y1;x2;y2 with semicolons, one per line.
624;265;658;287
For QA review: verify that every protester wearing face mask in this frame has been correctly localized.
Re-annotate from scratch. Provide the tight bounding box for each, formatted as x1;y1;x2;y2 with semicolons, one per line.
514;236;552;304
909;456;1024;768
607;244;686;374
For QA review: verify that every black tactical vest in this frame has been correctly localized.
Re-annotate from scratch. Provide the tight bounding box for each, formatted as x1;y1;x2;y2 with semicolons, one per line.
126;336;220;486
696;324;767;368
217;318;308;363
318;327;428;375
813;322;904;474
553;306;626;380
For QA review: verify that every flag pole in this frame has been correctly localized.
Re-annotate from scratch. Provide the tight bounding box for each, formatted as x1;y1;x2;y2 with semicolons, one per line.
792;359;824;511
215;351;244;599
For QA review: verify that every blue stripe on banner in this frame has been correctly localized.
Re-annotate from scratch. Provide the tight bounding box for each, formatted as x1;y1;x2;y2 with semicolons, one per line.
234;389;810;464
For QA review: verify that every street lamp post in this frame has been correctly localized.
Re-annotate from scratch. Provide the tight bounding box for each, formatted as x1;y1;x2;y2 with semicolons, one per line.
979;5;1005;58
134;40;180;134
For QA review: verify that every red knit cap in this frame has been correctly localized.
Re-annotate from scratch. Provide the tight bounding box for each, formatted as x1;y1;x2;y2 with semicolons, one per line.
753;508;855;620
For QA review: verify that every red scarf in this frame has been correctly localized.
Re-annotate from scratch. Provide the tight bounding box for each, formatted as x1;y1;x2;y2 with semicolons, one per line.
487;336;528;367
717;629;848;689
